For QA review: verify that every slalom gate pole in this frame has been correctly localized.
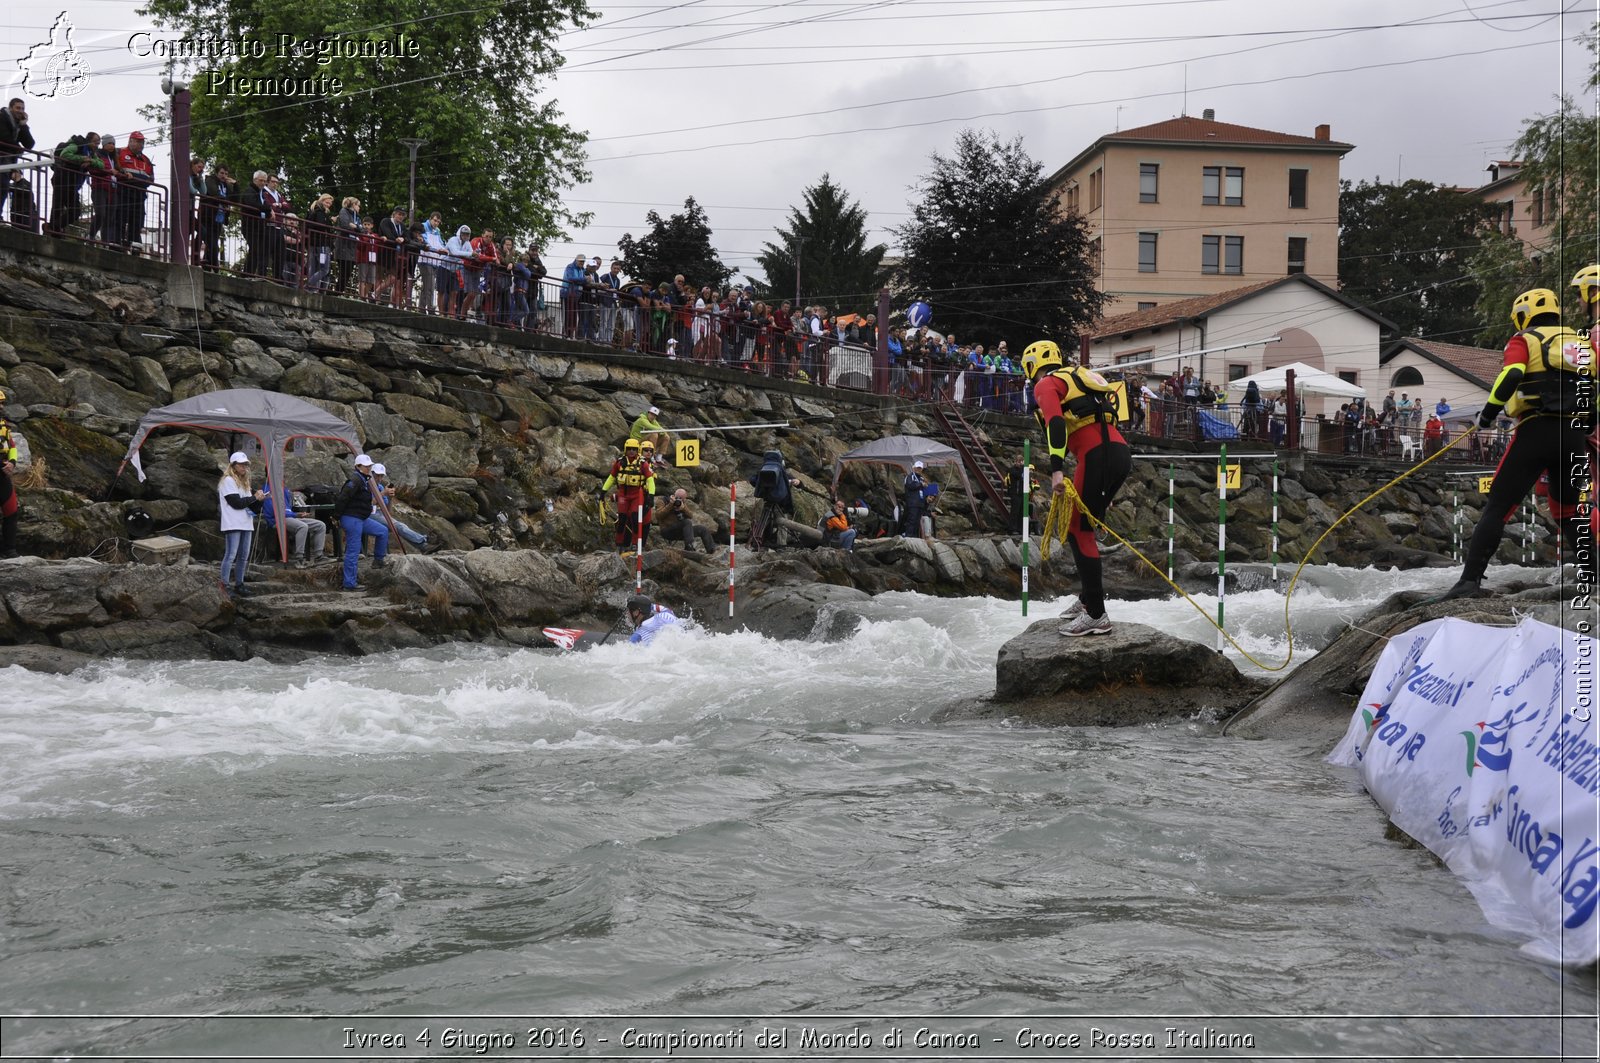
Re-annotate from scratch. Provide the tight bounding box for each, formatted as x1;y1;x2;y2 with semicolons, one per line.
1216;443;1227;654
1522;500;1531;564
1271;459;1280;586
1452;492;1461;562
635;501;644;591
728;483;736;617
1167;461;1176;581
1021;439;1031;617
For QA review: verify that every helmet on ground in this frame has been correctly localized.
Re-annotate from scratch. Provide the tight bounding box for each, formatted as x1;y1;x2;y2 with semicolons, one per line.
626;594;653;617
1020;340;1062;380
623;438;641;450
1510;288;1560;331
1572;265;1600;306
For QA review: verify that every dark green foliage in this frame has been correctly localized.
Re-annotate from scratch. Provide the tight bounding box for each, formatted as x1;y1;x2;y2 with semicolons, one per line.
615;197;732;290
753;174;889;311
139;0;594;241
893;129;1102;347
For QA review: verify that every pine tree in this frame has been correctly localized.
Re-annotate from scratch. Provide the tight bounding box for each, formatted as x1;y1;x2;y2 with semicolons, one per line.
893;129;1102;347
754;174;889;311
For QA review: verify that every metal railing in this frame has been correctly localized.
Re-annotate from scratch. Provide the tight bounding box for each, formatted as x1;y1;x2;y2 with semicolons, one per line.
2;145;169;259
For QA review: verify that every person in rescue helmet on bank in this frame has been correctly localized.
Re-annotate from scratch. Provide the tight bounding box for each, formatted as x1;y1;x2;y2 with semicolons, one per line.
1574;264;1600;345
1021;339;1132;636
1443;287;1598;600
600;438;656;554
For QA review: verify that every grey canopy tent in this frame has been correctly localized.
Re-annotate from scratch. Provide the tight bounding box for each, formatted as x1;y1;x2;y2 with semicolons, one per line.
118;388;363;562
831;434;980;523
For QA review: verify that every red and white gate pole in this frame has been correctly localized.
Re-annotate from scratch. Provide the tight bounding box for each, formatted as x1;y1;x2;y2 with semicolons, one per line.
728;483;737;616
635;501;644;591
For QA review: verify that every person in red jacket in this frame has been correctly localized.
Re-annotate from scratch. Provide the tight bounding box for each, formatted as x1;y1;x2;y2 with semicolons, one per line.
600;439;656;554
1021;340;1132;636
113;131;154;250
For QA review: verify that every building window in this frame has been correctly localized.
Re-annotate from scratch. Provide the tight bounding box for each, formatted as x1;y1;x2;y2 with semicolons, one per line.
1202;235;1243;274
1138;232;1158;273
1337;370;1358;386
1139;163;1159;203
1137;301;1157;311
1224;235;1243;274
1288;168;1308;209
1089;167;1102;211
1117;349;1153;365
1228;363;1250;382
1287;236;1307;275
1203;165;1245;206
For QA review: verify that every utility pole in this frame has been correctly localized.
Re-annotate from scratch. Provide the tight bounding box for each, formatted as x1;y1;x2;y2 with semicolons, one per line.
166;66;192;264
399;137;428;220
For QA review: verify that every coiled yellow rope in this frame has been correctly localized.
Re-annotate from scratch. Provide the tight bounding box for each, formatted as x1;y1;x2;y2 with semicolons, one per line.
1040;429;1478;671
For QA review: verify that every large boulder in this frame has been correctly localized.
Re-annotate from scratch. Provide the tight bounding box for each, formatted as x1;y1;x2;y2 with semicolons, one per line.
97;564;228;627
0;558;112;630
462;548;583;624
736;582;872;641
59;368;150;426
991;619;1258;726
383;392;472;433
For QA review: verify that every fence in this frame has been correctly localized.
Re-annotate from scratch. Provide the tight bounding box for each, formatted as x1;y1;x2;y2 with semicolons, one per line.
3;145;170;260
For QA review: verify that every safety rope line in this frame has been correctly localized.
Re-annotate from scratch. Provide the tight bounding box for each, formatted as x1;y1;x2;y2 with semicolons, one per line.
1038;428;1479;672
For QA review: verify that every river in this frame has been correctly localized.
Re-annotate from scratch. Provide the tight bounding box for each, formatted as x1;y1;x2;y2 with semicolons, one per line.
1;564;1593;1060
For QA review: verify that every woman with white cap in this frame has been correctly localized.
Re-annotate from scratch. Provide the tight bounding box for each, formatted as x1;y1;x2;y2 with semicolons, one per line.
217;451;265;596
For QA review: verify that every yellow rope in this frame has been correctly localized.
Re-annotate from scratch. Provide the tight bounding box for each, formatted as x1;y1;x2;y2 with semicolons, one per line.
1050;429;1479;671
1038;477;1080;562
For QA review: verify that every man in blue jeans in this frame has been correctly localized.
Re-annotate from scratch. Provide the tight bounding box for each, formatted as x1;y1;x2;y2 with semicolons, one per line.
331;454;388;590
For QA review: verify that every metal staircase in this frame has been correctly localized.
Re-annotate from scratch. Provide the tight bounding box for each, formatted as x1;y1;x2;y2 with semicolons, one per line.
931;403;1011;528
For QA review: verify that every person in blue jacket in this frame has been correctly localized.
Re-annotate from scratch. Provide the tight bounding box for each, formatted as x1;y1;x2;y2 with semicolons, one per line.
626;594;679;646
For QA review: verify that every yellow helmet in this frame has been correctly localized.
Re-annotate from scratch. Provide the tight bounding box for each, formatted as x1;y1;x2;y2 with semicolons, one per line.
640;440;655;451
1020;340;1062;380
623;438;641;450
1510;288;1560;331
1572;265;1600;306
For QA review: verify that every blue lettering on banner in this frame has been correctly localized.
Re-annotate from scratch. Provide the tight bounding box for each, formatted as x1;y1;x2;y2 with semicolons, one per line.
1537;714;1600;795
1560;837;1600;928
1402;662;1475;707
1502;787;1600;930
1437;785;1506;841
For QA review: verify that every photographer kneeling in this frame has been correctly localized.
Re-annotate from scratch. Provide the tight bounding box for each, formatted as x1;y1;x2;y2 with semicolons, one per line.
657;488;716;553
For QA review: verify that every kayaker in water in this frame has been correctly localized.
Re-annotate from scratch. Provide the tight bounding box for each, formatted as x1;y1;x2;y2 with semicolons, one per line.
626;594;679;646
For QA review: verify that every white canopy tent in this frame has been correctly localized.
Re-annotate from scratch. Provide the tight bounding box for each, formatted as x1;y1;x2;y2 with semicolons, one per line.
1226;362;1367;399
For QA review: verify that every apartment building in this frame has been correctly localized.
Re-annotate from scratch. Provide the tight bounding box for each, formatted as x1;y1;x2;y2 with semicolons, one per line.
1470;159;1558;254
1046;110;1354;316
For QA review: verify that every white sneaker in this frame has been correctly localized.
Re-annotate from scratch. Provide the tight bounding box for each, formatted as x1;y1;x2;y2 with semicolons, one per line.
1058;596;1085;620
1060;610;1113;637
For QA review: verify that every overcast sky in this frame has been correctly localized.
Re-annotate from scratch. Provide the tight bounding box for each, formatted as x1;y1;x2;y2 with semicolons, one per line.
5;0;1596;296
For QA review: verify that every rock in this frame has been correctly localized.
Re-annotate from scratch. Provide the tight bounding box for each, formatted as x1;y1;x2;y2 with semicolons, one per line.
418;431;478;476
281;360;371;404
420;484;480;522
98;565;228;626
568;361;607;385
308;326;377;354
0;644;96;673
7;363;66;407
353;402;422;449
991;619;1256;726
59;368;149;426
375;555;485;608
227;338;285;388
383;392;472;432
155;345;227;379
0;273;92;317
462;548;583;624
69;345;137;389
538;428;615;479
737;582;872;641
130;356;172;403
58;619;207;657
928;539;964;582
83;283;160;323
0;558;112;629
528;354;571;379
336;617;432;655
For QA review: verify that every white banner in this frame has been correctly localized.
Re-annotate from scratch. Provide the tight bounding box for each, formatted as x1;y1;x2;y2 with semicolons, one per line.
1328;617;1600;966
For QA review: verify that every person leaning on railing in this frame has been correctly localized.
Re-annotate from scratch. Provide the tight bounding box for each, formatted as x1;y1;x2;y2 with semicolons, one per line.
333;196;362;294
419;212;448;315
304;193;335;291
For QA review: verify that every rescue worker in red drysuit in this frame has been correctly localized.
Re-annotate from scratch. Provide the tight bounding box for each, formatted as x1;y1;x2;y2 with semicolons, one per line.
1021;340;1132;636
1539;265;1600;562
600;438;656;554
1443;287;1597;598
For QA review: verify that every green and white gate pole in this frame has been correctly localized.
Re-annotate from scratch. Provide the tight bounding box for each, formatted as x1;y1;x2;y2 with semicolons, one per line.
1452;492;1461;562
1021;438;1031;617
1216;442;1227;654
1271;459;1280;586
1167;461;1176;581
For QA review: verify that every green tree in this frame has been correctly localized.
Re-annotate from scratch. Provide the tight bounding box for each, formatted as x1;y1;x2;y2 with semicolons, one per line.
139;0;593;241
753;174;890;310
893;129;1102;347
1468;31;1599;346
1337;178;1493;340
615;197;732;290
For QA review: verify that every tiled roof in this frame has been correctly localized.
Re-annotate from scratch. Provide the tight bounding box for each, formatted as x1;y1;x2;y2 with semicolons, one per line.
1384;337;1503;389
1089;278;1292;340
1111;115;1351;150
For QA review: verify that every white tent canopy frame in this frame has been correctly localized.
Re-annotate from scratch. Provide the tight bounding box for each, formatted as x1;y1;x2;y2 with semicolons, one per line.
831;434;980;524
1225;361;1367;399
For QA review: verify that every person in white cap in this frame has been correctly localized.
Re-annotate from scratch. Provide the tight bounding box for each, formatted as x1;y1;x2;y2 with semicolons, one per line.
329;454;388;590
217;451;265;596
370;464;436;552
901;460;929;537
629;405;669;463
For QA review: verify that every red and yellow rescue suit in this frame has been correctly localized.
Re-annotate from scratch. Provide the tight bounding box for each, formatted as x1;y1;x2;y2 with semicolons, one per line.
1461;324;1596;584
1032;365;1132;619
603;456;657;551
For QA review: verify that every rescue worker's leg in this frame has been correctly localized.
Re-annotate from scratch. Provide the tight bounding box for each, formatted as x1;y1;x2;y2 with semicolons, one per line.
1449;420;1552;595
1545;425;1598;583
1066;441;1133;619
